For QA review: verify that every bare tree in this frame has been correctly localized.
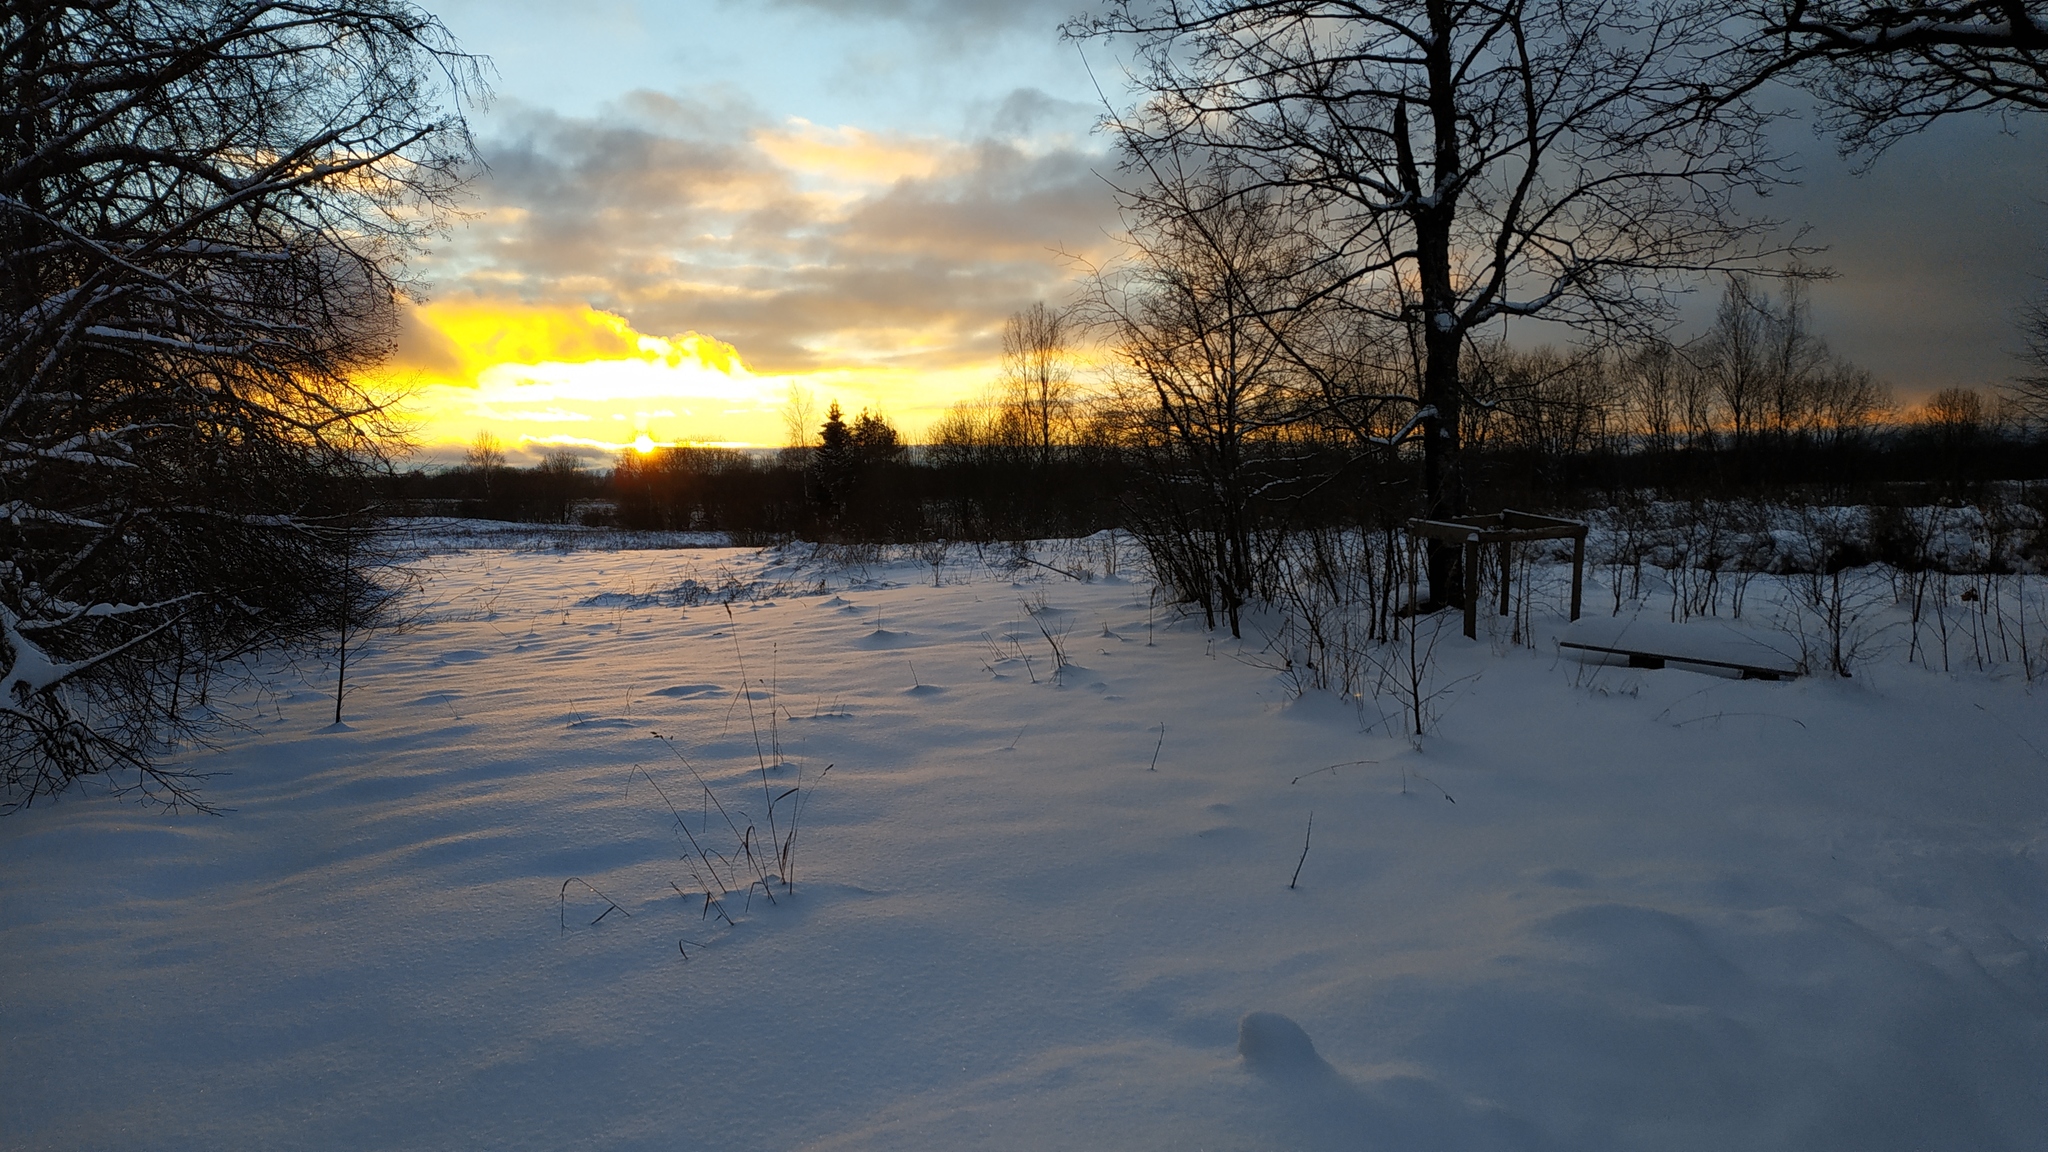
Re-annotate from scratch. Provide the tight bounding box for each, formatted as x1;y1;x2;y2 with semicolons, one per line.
1923;385;1989;465
1;1;483;807
1466;342;1620;468
778;382;817;467
1076;0;1788;607
535;449;587;524
1689;272;1883;458
2017;293;2048;422
1733;2;2047;153
1695;275;1780;449
1812;360;1891;446
927;387;1034;466
1618;337;1688;454
466;430;506;500
1758;277;1837;442
1083;167;1332;637
1001;302;1077;469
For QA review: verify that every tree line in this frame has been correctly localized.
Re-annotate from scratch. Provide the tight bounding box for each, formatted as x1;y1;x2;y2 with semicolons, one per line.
404;271;2044;542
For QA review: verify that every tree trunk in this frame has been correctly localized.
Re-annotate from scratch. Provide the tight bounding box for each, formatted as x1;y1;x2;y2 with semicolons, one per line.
1417;13;1466;608
1420;316;1465;608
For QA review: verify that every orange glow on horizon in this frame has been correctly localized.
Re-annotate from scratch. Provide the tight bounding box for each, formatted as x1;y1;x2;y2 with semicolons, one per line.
366;298;1001;463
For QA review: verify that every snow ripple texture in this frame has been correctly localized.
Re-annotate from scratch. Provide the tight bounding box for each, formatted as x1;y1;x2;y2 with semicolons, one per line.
2;533;2044;1151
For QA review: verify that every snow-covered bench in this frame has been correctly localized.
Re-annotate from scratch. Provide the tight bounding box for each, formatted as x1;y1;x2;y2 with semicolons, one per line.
1558;617;1802;680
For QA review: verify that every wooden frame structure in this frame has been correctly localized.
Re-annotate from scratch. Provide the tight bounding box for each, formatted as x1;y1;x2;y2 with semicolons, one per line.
1406;510;1589;639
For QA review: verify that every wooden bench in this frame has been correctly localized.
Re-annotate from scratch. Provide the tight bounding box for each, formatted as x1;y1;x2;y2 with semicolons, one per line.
1557;639;1800;680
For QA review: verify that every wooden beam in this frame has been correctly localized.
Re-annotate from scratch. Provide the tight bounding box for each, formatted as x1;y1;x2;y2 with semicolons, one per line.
1406;519;1485;542
1569;531;1585;622
1498;539;1511;616
1408;520;1580;544
1500;509;1584;531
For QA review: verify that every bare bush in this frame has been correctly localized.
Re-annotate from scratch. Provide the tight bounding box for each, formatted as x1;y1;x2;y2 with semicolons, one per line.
1085;167;1320;638
1777;506;1892;675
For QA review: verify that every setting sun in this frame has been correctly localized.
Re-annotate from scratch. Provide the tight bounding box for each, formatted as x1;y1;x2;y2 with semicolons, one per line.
370;299;992;464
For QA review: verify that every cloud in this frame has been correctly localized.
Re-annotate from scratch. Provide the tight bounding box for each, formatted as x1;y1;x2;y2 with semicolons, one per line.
1769;114;2048;397
753;120;951;189
424;89;1122;378
390;300;643;384
977;87;1102;140
382;301;748;386
750;0;1099;37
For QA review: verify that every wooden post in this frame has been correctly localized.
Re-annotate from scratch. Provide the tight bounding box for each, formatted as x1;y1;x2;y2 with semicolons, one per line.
1409;532;1422;629
1462;537;1479;639
1569;529;1585;622
1498;540;1511;616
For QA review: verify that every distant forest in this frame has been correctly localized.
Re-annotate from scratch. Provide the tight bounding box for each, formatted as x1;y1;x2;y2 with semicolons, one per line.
379;317;2048;550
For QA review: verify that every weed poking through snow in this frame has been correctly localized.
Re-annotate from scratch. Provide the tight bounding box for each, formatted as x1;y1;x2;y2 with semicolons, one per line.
628;721;832;951
1290;812;1313;889
1023;596;1072;681
559;878;630;934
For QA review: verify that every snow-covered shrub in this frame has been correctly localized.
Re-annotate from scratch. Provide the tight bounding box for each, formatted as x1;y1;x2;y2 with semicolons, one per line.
1;2;481;808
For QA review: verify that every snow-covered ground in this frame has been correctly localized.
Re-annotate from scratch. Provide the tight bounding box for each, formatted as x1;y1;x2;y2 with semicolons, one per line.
4;535;2045;1150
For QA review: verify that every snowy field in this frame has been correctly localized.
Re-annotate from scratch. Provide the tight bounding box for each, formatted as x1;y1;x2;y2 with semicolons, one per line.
4;530;2046;1150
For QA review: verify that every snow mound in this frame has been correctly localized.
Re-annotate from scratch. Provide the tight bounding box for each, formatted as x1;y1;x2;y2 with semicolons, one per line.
854;628;916;648
1238;1011;1330;1075
647;683;722;698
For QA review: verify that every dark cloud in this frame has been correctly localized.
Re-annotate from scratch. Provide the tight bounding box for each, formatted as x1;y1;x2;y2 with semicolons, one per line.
1767;113;2048;400
428;91;1122;373
751;0;1098;36
1507;110;2044;401
975;87;1103;140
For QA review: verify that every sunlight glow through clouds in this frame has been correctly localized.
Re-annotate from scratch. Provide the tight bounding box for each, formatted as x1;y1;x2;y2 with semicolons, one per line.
754;119;950;191
374;88;1117;465
379;299;995;463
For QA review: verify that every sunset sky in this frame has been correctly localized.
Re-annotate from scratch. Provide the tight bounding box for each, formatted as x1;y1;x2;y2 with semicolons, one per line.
384;0;2048;465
